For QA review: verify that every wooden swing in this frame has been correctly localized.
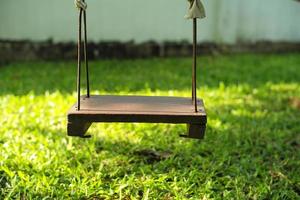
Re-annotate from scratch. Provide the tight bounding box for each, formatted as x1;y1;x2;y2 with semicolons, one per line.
67;0;207;139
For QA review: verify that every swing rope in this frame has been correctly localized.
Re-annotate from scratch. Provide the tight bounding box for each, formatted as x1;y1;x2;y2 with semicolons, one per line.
185;0;206;112
75;0;90;111
185;0;206;19
75;0;87;11
73;0;205;112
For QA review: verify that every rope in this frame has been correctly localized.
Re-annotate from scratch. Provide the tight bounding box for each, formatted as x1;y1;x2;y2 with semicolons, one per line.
75;0;87;11
185;0;206;19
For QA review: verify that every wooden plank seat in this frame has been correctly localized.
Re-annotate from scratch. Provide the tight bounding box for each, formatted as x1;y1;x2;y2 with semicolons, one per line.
68;3;207;140
67;95;207;139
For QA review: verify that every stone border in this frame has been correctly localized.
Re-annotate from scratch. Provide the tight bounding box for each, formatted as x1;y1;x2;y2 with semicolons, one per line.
1;39;300;63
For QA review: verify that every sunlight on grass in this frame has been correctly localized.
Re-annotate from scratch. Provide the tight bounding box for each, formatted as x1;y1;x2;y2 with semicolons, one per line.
0;54;300;199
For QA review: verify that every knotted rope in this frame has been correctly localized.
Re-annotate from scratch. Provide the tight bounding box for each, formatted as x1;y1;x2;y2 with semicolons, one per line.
185;0;206;19
75;0;87;10
75;0;90;109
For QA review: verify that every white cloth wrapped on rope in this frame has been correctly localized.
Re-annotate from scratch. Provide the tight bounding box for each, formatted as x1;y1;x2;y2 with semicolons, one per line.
185;0;206;19
75;0;87;11
73;0;204;19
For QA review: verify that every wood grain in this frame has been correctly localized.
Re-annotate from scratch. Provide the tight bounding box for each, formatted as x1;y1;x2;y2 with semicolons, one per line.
67;95;207;138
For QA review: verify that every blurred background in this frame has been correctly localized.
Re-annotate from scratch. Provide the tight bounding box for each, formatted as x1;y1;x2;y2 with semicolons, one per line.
1;0;300;61
1;0;300;199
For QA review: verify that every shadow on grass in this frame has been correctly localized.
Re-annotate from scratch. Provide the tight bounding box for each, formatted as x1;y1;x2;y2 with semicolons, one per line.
1;111;299;198
17;112;300;198
1;54;300;198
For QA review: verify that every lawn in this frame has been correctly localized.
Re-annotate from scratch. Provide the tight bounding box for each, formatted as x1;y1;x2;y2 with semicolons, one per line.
0;54;300;199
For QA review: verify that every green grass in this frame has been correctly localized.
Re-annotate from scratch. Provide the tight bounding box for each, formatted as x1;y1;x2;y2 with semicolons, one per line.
0;54;300;199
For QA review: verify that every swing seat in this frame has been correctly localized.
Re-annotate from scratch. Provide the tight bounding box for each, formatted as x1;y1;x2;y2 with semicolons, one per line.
68;1;208;140
67;95;207;139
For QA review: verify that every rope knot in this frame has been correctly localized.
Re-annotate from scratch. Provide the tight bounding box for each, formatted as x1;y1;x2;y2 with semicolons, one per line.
75;0;87;11
185;0;206;19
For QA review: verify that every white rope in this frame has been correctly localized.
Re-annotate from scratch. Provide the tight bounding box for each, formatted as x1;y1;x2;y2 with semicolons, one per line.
185;0;206;19
75;0;87;11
